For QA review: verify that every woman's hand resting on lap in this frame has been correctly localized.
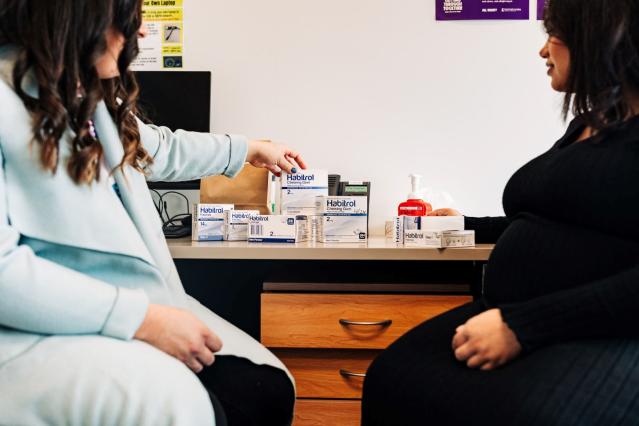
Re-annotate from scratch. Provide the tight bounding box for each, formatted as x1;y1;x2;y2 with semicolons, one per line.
452;309;522;371
134;304;223;373
247;140;307;176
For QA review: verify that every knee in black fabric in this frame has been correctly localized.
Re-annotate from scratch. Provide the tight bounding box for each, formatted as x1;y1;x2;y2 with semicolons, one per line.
252;367;295;426
198;356;295;426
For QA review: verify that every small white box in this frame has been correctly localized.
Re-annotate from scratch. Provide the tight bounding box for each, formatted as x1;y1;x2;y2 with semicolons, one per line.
223;210;260;241
392;216;404;243
442;230;475;247
404;230;443;248
280;169;329;215
316;196;368;243
192;204;234;241
248;215;309;243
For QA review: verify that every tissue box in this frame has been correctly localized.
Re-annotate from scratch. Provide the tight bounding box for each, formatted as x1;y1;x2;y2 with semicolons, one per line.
402;215;464;232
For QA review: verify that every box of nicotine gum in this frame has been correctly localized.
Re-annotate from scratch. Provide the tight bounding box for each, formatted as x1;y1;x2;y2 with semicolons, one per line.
316;196;368;243
223;210;260;241
280;170;329;215
192;204;234;241
403;229;476;248
404;230;443;248
442;230;475;247
248;215;309;243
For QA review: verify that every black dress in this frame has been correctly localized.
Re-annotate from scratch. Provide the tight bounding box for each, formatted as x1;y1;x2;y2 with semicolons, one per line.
361;116;639;425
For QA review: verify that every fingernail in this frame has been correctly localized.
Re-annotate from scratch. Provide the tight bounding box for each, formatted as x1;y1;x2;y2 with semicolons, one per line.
291;168;297;174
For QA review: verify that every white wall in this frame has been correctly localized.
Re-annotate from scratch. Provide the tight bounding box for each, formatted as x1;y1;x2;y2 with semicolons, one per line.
181;0;567;235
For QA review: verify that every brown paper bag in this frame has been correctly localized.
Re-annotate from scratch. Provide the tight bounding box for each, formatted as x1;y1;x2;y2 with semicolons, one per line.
200;164;270;214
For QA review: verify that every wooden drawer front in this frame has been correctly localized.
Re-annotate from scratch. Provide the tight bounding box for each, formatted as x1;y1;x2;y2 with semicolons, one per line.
276;349;378;399
262;293;471;349
294;399;360;426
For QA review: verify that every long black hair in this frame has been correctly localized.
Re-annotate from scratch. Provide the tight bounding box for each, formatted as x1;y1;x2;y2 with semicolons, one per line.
544;0;639;131
0;0;151;184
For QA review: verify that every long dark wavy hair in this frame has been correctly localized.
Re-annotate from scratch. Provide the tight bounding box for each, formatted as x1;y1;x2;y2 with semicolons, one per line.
0;0;152;184
544;0;639;132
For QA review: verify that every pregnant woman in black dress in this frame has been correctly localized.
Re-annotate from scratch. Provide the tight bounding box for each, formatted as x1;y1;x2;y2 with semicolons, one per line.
362;0;639;424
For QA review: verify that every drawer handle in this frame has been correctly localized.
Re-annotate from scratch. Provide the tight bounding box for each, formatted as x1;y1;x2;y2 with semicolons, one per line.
339;319;393;327
339;369;367;379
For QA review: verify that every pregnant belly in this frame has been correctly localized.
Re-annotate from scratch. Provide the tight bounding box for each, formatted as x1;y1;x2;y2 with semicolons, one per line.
483;214;639;305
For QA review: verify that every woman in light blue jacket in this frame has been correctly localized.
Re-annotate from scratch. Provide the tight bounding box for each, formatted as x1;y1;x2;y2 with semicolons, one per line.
0;0;303;425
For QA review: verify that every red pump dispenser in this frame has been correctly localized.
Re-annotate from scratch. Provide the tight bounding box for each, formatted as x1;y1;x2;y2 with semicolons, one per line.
398;174;432;216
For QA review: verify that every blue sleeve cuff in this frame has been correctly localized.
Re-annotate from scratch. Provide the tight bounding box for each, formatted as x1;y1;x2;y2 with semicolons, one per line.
224;134;248;178
101;287;149;340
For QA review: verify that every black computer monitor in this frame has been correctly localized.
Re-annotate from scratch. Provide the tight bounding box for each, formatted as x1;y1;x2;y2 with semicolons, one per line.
135;71;211;190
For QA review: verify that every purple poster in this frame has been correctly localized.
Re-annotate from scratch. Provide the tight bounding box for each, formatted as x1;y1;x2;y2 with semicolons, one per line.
537;0;545;20
436;0;529;20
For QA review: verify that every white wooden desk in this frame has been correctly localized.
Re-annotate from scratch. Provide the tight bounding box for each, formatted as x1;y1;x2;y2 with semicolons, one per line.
167;236;493;261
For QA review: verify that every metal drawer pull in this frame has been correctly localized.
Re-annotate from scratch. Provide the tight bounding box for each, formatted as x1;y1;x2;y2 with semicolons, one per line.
339;319;392;327
339;369;367;378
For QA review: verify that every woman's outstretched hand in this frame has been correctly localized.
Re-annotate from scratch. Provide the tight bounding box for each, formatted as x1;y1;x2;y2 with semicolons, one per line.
451;309;522;371
247;140;307;176
428;208;462;216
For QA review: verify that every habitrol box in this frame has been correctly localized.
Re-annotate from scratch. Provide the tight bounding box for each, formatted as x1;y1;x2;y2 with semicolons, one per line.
316;196;368;243
192;204;234;241
280;170;328;215
223;210;260;241
248;215;309;243
404;230;443;248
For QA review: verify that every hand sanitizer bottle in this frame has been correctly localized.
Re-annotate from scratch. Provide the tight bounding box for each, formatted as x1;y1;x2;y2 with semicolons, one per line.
398;174;432;217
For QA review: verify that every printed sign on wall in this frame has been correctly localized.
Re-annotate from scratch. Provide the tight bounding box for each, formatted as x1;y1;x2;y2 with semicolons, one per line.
132;0;184;70
436;0;529;20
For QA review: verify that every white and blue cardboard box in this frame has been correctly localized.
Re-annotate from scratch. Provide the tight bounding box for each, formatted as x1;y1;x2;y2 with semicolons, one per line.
316;196;368;243
280;170;328;215
248;215;309;243
192;204;234;241
223;210;260;241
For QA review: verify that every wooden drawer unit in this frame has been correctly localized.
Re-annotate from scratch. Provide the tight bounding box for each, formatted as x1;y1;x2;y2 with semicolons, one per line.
261;293;471;349
274;349;378;399
294;399;361;426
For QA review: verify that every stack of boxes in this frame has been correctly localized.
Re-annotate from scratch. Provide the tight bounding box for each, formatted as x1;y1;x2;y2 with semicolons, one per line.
191;170;472;247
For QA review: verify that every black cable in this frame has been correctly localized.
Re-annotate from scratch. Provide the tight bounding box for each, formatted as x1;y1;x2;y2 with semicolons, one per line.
149;189;192;236
162;213;192;230
149;189;163;216
159;191;190;215
162;201;171;223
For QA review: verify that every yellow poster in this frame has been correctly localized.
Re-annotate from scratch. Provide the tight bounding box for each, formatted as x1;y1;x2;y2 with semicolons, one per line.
132;0;184;70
